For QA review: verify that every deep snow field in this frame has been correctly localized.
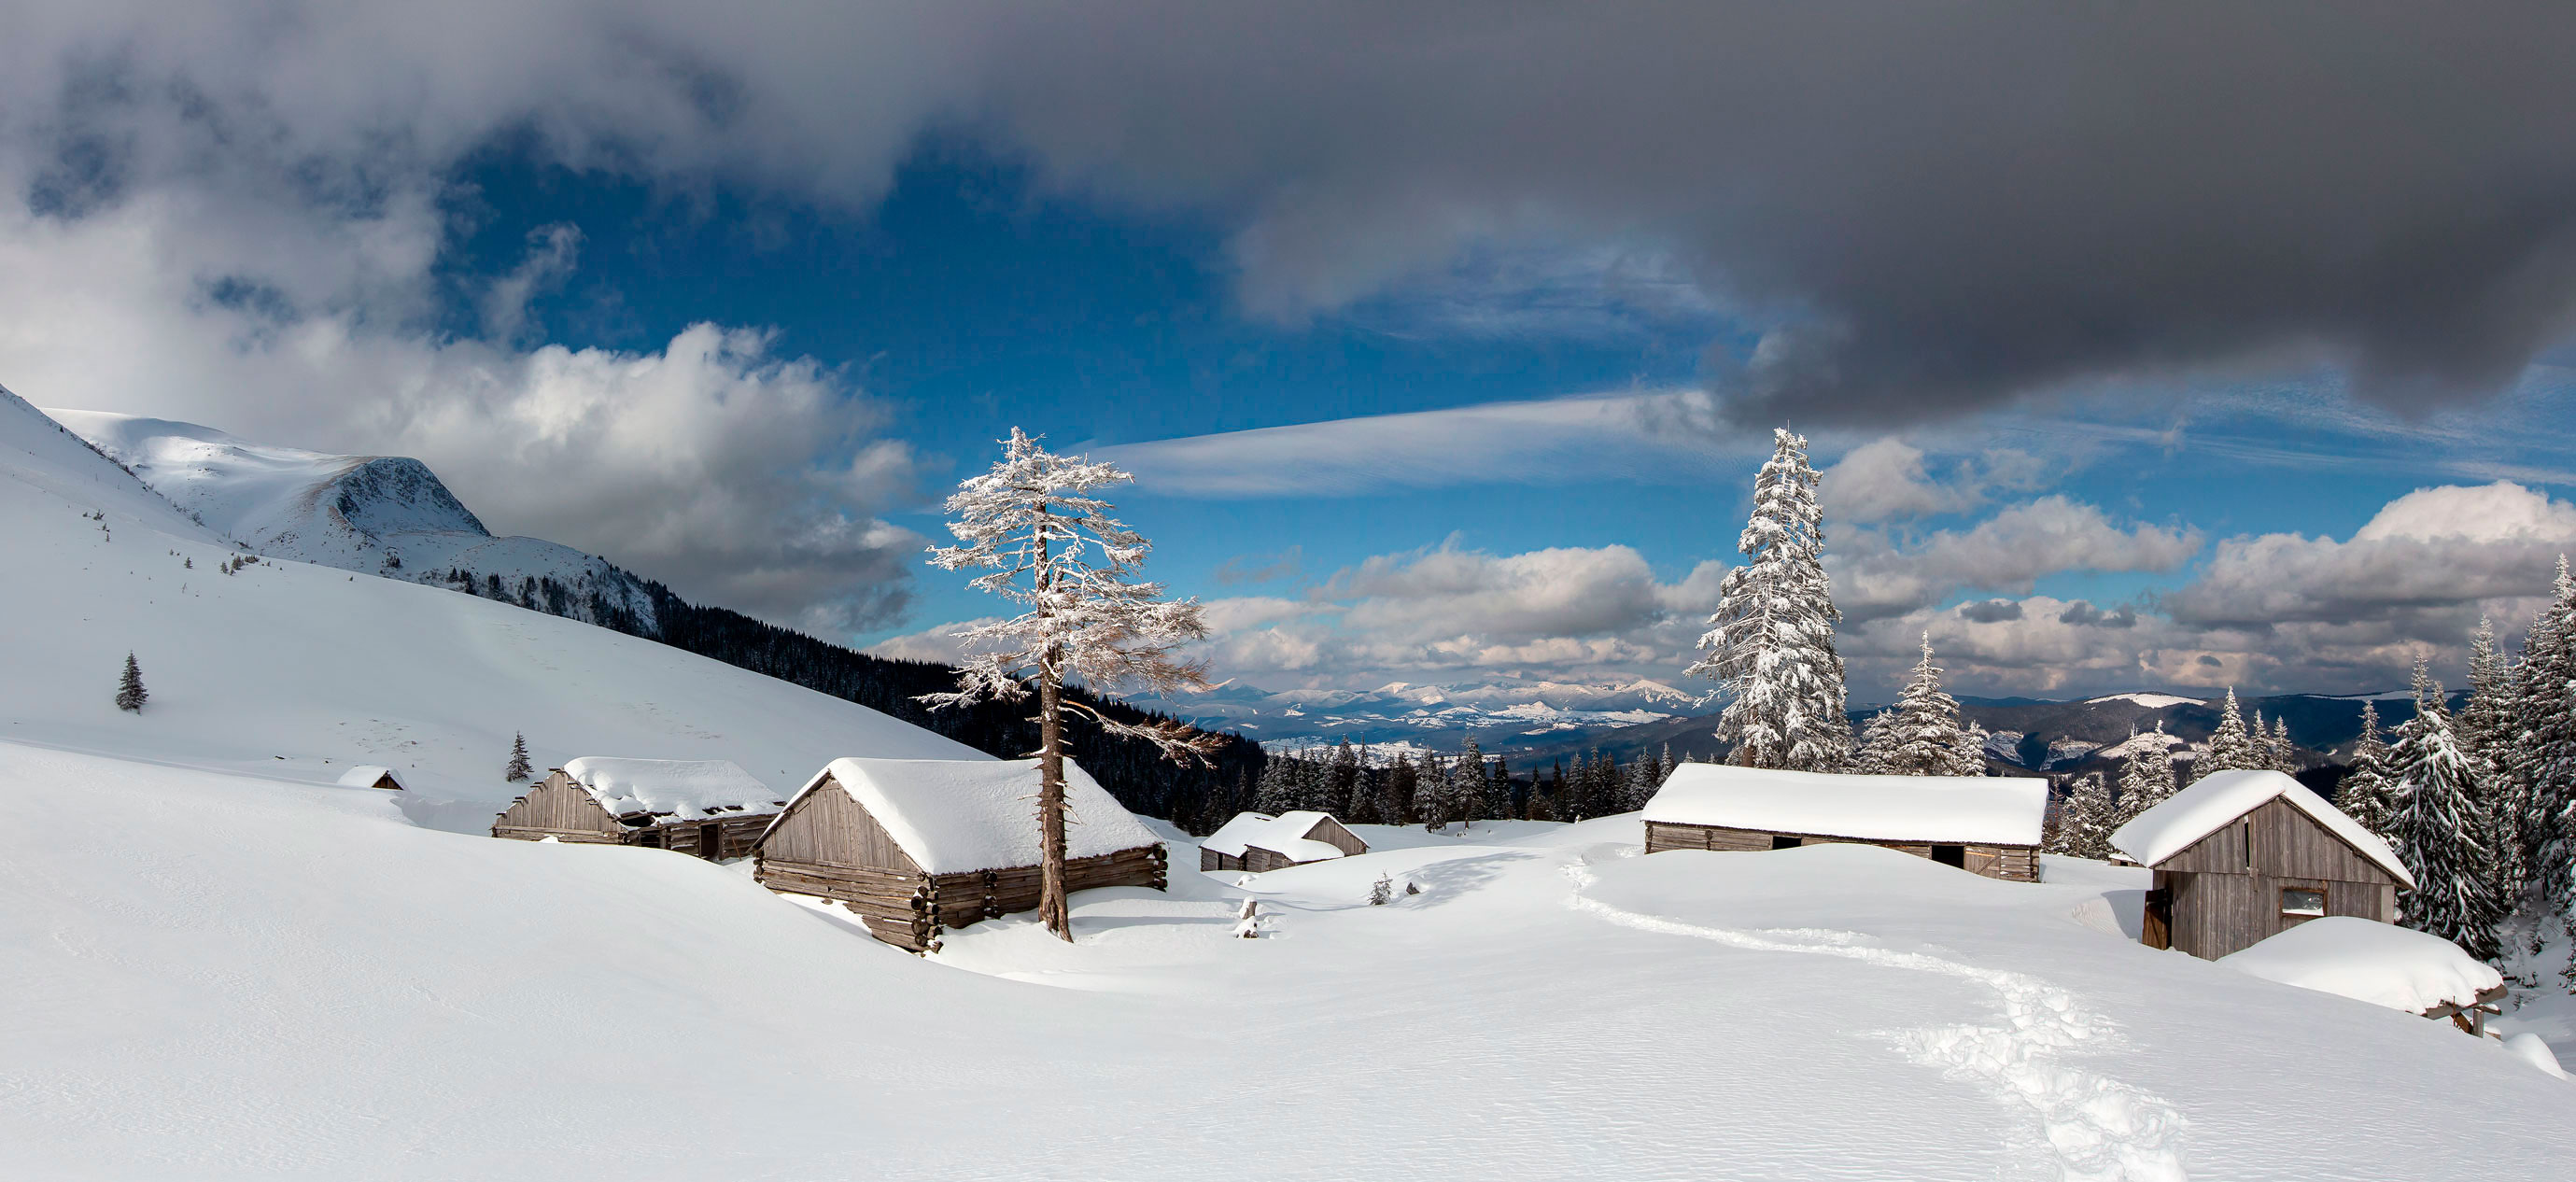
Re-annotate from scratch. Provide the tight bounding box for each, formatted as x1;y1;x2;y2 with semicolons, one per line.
5;389;2574;1179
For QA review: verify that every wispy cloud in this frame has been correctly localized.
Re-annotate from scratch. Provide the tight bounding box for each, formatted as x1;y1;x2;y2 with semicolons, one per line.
1096;388;1761;498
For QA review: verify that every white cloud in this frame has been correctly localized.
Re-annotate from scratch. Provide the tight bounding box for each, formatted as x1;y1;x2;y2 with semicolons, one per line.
1820;438;1977;522
1831;497;2203;621
0;157;925;634
2164;482;2576;628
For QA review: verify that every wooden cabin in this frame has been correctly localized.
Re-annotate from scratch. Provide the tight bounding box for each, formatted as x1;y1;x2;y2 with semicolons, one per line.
335;765;404;791
754;757;1168;952
1200;810;1368;872
1641;764;2046;881
2110;768;2411;960
490;757;784;859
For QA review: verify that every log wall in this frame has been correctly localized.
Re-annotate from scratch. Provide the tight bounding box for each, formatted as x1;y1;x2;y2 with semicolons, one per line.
754;778;1170;951
1643;821;2040;882
1303;816;1370;857
2148;796;2400;959
491;775;624;841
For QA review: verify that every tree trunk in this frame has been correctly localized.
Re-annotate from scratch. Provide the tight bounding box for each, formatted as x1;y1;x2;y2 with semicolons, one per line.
1037;662;1071;940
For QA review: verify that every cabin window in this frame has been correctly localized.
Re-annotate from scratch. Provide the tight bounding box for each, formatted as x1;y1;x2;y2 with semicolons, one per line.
1770;835;1802;850
2280;885;2326;919
638;830;663;850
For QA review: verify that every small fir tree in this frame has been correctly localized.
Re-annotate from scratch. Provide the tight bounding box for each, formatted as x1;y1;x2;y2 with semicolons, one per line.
2338;701;2398;839
1415;753;1449;832
503;732;533;782
2195;688;2260;782
1454;738;1489;829
114;653;147;713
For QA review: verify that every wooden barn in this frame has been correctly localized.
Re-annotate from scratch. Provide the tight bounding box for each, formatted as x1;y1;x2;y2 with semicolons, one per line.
2111;768;2412;960
753;757;1168;951
1200;810;1368;872
1641;764;2047;881
335;765;405;791
490;757;784;859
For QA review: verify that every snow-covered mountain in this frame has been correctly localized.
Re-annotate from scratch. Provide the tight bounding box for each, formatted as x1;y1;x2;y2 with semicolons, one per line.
0;386;978;832
1129;676;1720;751
49;410;657;630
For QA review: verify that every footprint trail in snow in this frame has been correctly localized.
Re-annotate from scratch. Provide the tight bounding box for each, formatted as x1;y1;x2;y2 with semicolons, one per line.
1564;861;2189;1182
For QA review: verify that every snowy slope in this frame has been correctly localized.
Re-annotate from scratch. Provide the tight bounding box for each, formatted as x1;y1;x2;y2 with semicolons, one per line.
0;387;981;833
6;740;2569;1180
49;408;658;630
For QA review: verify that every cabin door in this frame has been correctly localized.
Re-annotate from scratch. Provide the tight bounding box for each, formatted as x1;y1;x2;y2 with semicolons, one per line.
1931;844;1966;868
2142;887;2173;950
700;823;724;860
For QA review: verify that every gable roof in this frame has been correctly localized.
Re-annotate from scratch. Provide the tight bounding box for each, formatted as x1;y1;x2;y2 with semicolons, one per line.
1201;810;1353;863
334;765;402;789
559;757;781;822
1641;764;2048;847
2110;768;2412;886
790;757;1161;875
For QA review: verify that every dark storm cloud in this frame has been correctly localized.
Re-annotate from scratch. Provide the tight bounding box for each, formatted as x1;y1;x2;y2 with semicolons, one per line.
964;3;2576;424
1960;599;2023;624
14;3;2576;428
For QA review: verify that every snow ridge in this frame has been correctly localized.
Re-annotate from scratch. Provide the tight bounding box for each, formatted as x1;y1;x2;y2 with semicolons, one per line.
1564;859;2189;1182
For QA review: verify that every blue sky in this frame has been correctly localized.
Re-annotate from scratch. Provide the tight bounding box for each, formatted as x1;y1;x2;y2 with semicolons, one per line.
414;143;2576;702
8;5;2576;704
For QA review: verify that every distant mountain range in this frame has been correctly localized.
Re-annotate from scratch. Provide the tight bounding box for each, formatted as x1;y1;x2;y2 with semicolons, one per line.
1124;677;1721;755
1144;674;2441;781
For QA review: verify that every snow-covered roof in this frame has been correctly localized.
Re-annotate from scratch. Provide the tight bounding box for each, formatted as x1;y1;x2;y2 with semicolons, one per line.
334;765;402;788
559;757;781;822
1201;810;1353;863
2217;917;2500;1014
1641;764;2048;847
2108;769;2411;887
793;757;1162;875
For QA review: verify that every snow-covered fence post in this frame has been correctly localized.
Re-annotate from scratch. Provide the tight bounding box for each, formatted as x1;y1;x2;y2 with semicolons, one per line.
921;428;1219;942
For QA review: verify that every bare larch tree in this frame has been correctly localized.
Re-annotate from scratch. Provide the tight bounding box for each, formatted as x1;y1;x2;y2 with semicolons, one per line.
923;428;1217;940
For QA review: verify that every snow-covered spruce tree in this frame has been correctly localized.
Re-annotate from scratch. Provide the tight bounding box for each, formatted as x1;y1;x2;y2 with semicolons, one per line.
2387;659;2504;962
114;653;147;713
2456;615;2528;895
922;429;1218;942
1384;756;1418;826
1689;428;1851;771
1455;738;1488;829
1955;720;1992;777
1328;739;1361;817
2273;716;2298;773
2194;688;2260;783
2509;558;2576;911
1486;754;1516;823
1874;633;1978;776
2057;772;2116;860
1415;753;1449;831
1254;756;1296;814
2338;700;2398;840
2112;734;2179;830
503;732;533;783
1852;707;1897;774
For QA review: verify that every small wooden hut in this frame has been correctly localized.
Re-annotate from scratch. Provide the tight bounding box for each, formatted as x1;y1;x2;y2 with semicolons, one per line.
490;757;784;860
1641;764;2046;881
1200;810;1368;872
753;757;1167;951
2111;768;2411;960
335;765;405;791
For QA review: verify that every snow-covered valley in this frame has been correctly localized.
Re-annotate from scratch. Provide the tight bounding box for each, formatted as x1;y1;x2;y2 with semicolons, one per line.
5;388;2573;1179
